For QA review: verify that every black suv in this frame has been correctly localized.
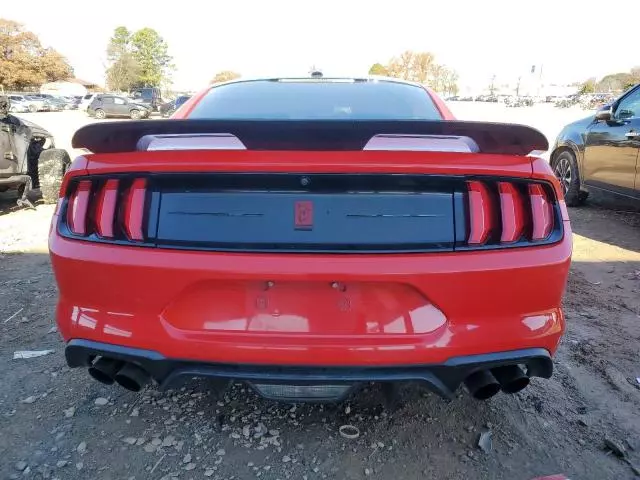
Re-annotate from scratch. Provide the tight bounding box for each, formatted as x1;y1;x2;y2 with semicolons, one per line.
87;95;151;120
552;83;640;206
130;87;162;112
160;95;191;117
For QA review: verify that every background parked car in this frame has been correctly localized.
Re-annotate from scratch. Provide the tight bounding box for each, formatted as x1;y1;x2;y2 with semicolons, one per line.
79;93;99;111
24;95;49;111
130;87;163;112
43;98;64;111
87;94;151;119
159;95;191;117
8;98;31;113
8;95;41;112
551;83;640;206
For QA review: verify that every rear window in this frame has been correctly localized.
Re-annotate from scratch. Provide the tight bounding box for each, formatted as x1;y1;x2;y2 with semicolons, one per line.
188;80;442;120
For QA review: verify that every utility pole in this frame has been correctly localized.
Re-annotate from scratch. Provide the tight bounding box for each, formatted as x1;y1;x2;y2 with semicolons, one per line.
537;64;544;98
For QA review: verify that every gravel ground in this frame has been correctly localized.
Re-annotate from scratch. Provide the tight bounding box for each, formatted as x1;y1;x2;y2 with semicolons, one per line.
0;105;639;480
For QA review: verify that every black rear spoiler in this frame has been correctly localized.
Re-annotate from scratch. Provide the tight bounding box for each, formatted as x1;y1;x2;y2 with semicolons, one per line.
72;119;548;156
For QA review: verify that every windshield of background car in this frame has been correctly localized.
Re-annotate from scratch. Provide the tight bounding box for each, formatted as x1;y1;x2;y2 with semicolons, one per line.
187;80;442;120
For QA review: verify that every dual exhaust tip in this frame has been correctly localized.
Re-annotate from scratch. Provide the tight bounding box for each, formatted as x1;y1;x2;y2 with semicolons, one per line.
88;357;150;392
464;365;529;400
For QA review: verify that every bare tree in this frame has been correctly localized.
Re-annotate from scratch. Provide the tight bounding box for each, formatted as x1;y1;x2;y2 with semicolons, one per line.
411;52;435;84
387;50;414;80
379;50;458;94
211;70;241;84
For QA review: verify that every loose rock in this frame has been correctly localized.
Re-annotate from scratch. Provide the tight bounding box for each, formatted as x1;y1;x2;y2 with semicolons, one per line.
162;436;175;447
184;463;196;471
143;443;157;453
94;397;108;406
183;454;192;464
22;396;36;404
604;437;627;458
478;430;492;453
63;407;75;418
15;461;27;471
123;437;137;445
56;460;68;468
76;442;87;454
282;455;291;463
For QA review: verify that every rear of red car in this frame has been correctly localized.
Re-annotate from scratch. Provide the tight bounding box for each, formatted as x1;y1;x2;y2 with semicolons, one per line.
50;78;571;402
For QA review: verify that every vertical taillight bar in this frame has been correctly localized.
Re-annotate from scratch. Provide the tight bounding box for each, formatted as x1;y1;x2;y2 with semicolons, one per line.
123;178;147;241
95;179;119;238
66;180;92;236
529;184;554;240
467;180;496;245
498;182;525;243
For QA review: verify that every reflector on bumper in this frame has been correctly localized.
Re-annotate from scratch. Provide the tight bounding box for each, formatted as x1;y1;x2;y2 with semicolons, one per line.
251;383;352;401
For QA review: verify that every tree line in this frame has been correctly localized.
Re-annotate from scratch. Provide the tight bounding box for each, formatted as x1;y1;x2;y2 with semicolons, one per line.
0;19;73;90
368;50;459;95
579;67;640;94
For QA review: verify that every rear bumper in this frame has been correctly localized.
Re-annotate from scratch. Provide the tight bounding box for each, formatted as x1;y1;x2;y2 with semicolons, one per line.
66;339;552;400
50;216;571;369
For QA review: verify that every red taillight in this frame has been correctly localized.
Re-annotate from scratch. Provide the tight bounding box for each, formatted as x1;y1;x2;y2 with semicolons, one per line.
529;184;554;240
64;177;147;241
498;182;525;243
467;180;555;246
467;180;496;245
123;178;147;241
95;179;119;238
66;180;92;235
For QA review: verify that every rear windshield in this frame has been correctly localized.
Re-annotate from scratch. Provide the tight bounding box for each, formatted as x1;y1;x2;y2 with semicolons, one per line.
188;80;442;120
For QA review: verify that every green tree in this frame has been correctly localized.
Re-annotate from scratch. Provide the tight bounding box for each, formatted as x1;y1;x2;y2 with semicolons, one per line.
130;28;172;87
211;70;241;83
368;63;388;76
579;77;596;94
105;26;140;91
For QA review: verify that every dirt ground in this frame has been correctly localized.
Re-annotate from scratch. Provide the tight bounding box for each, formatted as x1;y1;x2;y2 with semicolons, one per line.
1;108;639;480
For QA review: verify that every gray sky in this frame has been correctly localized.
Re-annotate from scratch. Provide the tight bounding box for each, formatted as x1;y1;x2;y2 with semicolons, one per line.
3;0;633;90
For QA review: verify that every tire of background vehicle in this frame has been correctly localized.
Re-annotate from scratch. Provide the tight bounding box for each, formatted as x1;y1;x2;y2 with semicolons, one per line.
37;149;71;204
130;109;141;120
552;150;586;207
28;104;37;113
94;108;106;119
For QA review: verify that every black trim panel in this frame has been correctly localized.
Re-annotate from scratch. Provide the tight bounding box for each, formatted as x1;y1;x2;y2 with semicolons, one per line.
65;339;553;400
72;119;548;155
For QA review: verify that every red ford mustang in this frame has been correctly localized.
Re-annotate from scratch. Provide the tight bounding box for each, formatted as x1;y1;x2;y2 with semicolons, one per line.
49;77;571;403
